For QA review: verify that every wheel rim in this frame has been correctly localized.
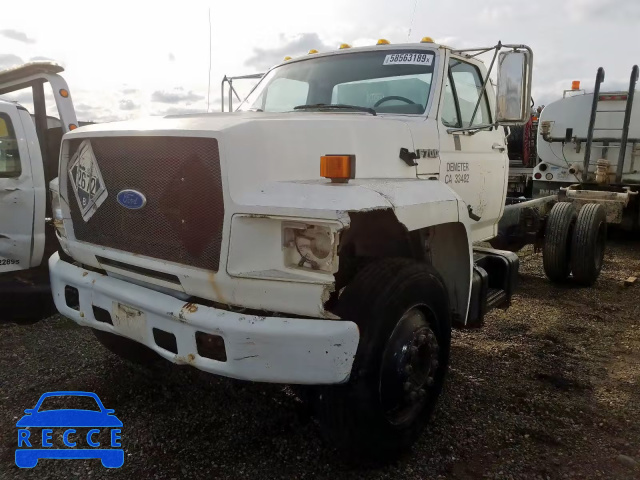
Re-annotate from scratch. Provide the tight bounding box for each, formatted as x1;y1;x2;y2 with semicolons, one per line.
379;306;440;426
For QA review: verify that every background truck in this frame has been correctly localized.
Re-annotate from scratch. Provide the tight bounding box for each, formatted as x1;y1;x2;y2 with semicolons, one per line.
48;39;607;458
0;62;82;320
532;66;639;231
505;111;539;197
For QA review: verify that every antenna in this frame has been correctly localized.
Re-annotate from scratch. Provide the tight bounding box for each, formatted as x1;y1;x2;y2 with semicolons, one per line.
407;0;419;41
207;7;212;112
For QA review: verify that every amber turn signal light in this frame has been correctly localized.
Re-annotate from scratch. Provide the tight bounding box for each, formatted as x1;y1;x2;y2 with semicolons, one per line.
320;155;356;183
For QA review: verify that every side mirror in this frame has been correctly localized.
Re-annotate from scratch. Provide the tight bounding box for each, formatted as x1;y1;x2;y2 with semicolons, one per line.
496;48;533;125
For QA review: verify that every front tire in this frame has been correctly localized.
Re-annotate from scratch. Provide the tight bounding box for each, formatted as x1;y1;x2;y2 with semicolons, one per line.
315;258;451;461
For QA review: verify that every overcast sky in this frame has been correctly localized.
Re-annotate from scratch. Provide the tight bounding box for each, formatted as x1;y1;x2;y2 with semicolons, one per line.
1;0;638;123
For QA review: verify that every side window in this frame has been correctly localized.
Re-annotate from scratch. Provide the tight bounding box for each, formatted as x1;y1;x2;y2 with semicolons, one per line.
0;113;21;177
446;59;491;127
441;74;460;128
264;78;309;112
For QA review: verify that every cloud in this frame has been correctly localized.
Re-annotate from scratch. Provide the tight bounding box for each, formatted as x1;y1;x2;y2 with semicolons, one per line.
119;99;138;111
566;0;640;21
75;103;94;112
29;56;55;62
151;89;205;104
0;54;24;69
157;106;206;116
479;4;516;22
0;90;32;104
0;29;35;44
121;87;138;94
244;33;334;70
169;53;175;62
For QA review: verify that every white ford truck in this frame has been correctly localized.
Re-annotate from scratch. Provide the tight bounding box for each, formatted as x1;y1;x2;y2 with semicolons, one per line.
0;62;80;320
48;39;607;457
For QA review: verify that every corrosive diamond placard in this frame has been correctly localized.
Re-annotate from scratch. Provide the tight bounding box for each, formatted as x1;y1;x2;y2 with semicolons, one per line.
68;140;108;222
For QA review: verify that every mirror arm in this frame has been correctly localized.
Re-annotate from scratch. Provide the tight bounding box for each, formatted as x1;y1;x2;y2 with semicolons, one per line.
452;43;501;55
504;126;512;141
446;122;497;135
468;41;501;127
463;47;495;59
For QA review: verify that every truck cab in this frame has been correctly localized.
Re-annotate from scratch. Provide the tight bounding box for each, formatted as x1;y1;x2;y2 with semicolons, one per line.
0;62;79;319
50;40;538;457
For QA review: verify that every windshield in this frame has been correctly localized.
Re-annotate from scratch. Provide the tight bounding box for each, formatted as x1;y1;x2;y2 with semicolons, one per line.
238;49;436;115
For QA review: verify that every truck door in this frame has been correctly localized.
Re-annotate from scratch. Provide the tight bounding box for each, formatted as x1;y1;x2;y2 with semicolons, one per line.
437;57;507;243
0;104;45;272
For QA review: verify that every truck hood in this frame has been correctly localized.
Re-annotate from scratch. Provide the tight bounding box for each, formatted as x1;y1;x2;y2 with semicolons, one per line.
70;112;420;205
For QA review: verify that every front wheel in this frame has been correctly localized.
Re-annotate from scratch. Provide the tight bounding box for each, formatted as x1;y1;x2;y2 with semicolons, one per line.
314;258;451;461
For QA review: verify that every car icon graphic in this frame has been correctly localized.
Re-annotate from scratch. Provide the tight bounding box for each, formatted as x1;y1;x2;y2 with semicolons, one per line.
15;391;123;468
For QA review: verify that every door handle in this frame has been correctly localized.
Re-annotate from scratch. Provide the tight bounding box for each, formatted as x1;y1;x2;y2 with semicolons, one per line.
492;143;506;152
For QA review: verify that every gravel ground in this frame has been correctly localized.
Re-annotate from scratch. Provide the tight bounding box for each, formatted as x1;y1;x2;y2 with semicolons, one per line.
1;238;639;479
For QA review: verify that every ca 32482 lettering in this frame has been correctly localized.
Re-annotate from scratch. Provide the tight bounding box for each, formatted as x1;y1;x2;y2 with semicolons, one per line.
444;173;470;184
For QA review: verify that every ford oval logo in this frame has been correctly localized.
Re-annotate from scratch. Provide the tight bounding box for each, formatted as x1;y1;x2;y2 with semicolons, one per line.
116;190;147;210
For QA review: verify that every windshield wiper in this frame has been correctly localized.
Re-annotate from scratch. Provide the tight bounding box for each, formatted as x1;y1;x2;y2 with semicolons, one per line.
293;104;377;116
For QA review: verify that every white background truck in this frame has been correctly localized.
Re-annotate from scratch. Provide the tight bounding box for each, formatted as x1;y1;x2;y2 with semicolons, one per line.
533;65;639;232
48;39;607;458
0;62;80;320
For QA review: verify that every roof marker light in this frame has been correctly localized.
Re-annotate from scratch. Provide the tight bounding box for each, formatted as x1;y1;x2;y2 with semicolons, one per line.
571;81;580;90
377;39;390;45
339;43;351;49
283;56;292;61
420;37;434;43
308;49;318;54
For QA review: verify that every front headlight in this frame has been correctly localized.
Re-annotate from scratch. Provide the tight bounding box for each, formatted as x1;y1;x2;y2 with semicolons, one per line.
227;215;340;282
283;223;338;273
49;178;67;239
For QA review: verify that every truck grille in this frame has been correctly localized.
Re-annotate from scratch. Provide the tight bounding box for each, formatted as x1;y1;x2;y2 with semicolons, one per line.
67;136;224;271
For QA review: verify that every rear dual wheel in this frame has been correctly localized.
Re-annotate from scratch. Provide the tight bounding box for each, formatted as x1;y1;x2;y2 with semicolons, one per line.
543;202;576;282
542;202;606;285
571;204;607;286
314;258;451;461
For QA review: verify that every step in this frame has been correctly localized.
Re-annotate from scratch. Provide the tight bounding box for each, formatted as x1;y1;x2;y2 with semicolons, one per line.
486;288;508;310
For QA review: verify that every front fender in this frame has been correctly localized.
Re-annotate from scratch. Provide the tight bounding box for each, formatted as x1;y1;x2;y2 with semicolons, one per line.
234;179;474;325
355;179;470;231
